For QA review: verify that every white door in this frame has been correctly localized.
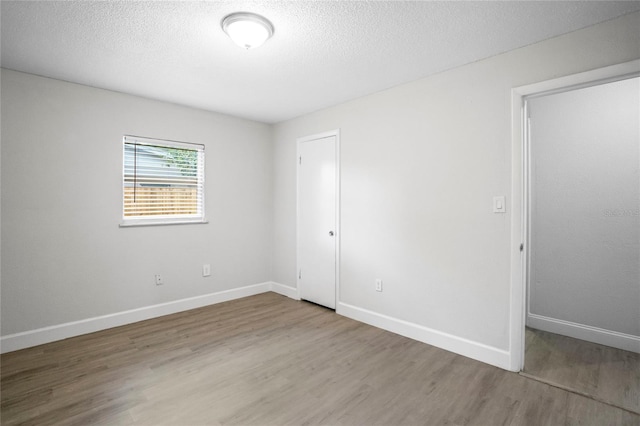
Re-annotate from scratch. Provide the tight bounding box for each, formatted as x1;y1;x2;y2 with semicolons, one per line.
298;134;337;309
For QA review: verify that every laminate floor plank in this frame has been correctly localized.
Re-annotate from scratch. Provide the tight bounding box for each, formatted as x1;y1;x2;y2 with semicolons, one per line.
523;327;640;414
2;293;639;425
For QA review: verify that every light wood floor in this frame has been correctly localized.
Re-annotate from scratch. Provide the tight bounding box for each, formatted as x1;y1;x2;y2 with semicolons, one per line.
2;293;639;426
523;327;640;415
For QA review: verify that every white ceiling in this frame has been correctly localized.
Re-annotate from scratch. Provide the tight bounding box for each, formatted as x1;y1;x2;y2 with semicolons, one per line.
2;1;639;123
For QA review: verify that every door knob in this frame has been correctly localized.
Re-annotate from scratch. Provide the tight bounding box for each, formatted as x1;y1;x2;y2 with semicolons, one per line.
329;231;334;236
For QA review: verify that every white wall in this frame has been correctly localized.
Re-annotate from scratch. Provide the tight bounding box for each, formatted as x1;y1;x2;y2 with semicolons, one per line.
1;70;272;337
272;12;640;367
528;77;639;342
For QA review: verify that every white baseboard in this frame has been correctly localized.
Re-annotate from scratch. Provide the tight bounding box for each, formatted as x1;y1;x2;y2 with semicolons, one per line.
337;302;511;370
1;281;517;371
527;313;640;353
0;282;272;354
270;282;300;300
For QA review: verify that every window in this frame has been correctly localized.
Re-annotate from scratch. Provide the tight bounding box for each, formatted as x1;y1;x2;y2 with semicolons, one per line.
121;135;205;226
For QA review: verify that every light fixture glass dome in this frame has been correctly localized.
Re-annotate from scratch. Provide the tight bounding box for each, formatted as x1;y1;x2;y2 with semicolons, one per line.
221;12;274;50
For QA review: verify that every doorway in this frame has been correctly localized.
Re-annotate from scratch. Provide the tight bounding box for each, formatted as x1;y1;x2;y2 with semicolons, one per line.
297;130;340;309
525;76;639;352
514;67;639;413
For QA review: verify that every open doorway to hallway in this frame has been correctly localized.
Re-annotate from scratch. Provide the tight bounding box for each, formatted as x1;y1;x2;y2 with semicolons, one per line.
522;74;639;414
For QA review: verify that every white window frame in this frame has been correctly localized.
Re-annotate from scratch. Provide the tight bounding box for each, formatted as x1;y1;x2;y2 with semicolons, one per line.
120;135;207;227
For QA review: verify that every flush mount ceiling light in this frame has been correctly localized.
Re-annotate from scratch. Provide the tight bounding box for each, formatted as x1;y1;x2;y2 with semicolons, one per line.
221;12;274;50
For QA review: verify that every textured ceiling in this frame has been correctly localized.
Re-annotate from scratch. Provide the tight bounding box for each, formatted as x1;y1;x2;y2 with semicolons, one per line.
2;1;639;123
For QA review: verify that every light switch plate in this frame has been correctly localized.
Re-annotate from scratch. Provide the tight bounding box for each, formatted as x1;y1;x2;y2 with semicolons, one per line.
493;196;506;213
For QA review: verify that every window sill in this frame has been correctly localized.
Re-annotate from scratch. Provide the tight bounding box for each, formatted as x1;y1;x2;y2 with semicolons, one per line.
119;219;209;228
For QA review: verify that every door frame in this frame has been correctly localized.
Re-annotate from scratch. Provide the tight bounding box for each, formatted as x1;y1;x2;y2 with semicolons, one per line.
296;129;341;307
508;59;640;371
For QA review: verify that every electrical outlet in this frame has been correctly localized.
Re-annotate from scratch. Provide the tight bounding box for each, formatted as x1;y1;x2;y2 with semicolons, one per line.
203;264;211;277
155;274;163;285
375;279;383;292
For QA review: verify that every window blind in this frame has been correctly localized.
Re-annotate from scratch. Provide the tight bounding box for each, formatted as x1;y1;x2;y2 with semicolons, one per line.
122;136;205;225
